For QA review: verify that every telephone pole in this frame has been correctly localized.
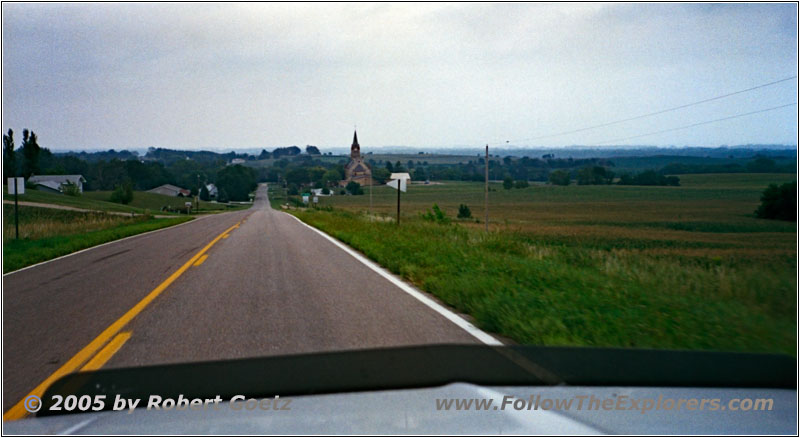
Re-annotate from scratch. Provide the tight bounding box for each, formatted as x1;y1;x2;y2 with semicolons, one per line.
484;144;489;232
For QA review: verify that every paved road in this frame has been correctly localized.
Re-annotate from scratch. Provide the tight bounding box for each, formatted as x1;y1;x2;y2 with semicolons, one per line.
3;184;486;413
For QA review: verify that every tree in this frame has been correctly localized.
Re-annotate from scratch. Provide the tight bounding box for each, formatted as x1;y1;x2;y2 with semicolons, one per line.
503;175;514;190
199;184;210;201
20;129;41;178
372;168;391;184
218;188;229;203
346;181;363;195
577;166;612;185
747;157;778;173
322;169;343;187
457;204;472;219
412;167;427;181
3;129;15;180
385;161;394;172
306;145;321;155
216;164;257;201
110;181;134;204
285;168;310;186
548;170;570;186
755;182;795;221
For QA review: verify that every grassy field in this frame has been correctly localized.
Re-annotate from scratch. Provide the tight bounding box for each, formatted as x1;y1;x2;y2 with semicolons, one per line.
83;191;242;213
3;205;192;273
3;188;246;215
288;173;796;355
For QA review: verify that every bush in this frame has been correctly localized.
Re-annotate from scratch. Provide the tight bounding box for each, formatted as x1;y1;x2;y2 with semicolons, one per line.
346;181;364;195
514;180;529;189
755;182;796;221
61;182;81;197
618;171;680;186
503;176;513;190
421;203;450;224
548;170;570;186
457;204;472;219
109;182;133;204
287;184;299;196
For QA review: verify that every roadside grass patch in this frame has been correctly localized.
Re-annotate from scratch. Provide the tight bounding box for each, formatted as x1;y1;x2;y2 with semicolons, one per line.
3;205;191;272
293;208;795;355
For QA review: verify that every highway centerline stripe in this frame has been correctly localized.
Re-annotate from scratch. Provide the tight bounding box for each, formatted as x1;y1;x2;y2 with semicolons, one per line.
80;332;132;372
193;254;209;266
2;221;241;421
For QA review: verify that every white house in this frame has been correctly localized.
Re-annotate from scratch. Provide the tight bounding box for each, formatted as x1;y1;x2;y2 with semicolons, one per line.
206;183;218;198
27;175;86;193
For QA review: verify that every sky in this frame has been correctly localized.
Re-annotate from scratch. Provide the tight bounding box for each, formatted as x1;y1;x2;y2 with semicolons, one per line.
2;3;797;151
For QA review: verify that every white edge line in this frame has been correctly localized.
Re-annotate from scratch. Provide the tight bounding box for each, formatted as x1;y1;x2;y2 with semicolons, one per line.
3;214;215;277
286;213;503;346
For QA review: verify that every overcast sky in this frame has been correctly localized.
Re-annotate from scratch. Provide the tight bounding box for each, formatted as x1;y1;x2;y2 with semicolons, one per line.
2;3;797;151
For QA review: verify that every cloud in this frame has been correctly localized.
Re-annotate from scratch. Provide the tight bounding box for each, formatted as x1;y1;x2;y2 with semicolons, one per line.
2;3;796;150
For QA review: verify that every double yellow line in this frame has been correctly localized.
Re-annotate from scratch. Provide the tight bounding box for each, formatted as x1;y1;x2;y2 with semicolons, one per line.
3;221;242;421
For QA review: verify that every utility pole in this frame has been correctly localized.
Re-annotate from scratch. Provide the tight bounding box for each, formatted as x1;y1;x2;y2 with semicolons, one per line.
14;178;19;240
396;181;401;226
484;144;489;232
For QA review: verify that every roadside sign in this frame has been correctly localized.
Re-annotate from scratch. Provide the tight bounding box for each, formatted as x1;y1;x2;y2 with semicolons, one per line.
313;196;319;204
7;177;24;195
386;178;407;192
302;195;309;204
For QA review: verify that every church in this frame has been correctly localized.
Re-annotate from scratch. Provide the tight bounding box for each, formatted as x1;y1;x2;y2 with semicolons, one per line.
342;130;374;186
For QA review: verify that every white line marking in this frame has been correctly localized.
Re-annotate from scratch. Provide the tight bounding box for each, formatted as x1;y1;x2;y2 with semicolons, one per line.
3;214;218;277
286;214;503;346
57;416;100;434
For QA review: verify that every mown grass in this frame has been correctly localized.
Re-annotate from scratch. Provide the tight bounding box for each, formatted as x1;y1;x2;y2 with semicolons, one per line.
291;173;796;355
3;188;246;215
83;191;243;213
3;205;192;273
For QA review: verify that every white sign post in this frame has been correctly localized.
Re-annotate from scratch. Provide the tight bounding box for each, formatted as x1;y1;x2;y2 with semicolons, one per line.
7;177;24;195
8;177;24;239
387;173;411;225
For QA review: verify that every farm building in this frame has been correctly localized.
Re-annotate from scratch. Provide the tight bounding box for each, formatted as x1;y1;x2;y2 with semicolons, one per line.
147;184;191;197
27;175;86;193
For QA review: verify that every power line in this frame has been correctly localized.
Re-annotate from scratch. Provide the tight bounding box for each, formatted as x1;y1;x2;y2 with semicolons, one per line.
594;102;797;145
491;75;797;146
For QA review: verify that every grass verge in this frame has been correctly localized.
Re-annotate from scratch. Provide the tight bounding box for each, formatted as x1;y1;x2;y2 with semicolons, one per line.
3;205;192;273
292;208;795;356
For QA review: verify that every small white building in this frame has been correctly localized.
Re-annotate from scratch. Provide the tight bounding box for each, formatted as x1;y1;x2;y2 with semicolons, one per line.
229;158;246;165
206;183;218;198
28;175;86;193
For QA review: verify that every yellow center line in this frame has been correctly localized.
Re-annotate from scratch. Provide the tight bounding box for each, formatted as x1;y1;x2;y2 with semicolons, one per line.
193;254;209;266
3;220;241;421
80;332;132;372
222;234;230;239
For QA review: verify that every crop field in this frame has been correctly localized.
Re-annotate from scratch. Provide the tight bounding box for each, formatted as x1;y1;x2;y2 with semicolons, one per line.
289;173;796;355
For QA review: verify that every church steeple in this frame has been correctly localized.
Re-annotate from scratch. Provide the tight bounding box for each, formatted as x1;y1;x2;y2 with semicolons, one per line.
350;130;360;159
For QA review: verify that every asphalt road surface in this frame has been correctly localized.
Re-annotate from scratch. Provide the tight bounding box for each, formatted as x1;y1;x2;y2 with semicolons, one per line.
3;184;489;414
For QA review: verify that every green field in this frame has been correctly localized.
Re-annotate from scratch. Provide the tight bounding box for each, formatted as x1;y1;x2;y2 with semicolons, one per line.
83;191;243;213
3;205;192;273
3;188;246;215
288;173;796;355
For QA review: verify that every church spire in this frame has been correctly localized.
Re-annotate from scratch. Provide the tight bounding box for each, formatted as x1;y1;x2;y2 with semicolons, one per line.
350;129;361;159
